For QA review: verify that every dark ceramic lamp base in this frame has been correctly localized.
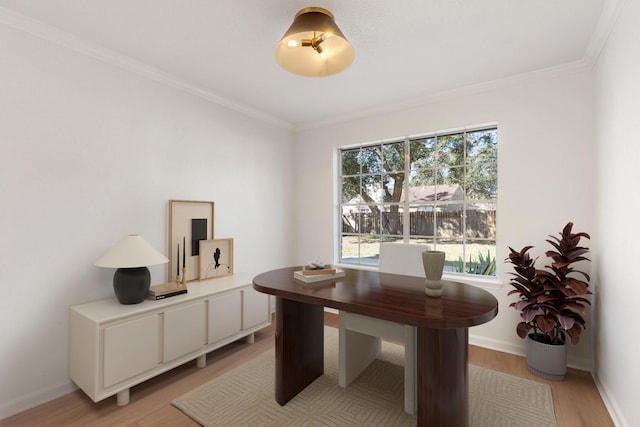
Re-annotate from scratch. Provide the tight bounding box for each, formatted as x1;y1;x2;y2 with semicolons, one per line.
113;267;150;304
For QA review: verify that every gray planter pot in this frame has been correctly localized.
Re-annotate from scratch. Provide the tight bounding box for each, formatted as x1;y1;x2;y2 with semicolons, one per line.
526;334;567;381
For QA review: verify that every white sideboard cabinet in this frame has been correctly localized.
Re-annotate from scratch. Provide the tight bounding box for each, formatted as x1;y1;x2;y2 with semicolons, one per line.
69;273;270;406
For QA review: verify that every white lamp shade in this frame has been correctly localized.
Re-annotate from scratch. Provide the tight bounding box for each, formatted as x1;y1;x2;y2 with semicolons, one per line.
274;7;354;77
94;235;169;268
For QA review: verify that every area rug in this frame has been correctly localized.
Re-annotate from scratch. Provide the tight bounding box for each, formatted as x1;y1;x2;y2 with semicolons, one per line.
173;327;557;426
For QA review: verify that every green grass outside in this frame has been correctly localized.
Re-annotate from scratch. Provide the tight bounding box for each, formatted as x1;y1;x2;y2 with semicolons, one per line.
341;235;497;275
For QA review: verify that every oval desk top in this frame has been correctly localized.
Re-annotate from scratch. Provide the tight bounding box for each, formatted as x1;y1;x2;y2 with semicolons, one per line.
253;267;498;329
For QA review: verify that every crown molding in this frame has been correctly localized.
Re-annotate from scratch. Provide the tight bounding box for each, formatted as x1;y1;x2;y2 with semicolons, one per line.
2;3;616;134
584;0;626;66
0;6;293;131
295;60;591;132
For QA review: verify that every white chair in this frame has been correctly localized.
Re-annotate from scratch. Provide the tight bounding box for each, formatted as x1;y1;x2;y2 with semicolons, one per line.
338;242;431;415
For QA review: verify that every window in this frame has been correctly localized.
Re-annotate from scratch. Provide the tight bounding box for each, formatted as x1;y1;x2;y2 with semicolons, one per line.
339;126;497;276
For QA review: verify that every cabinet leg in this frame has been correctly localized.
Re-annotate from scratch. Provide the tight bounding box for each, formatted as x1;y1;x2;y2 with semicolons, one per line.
246;333;255;344
197;354;206;368
116;389;130;406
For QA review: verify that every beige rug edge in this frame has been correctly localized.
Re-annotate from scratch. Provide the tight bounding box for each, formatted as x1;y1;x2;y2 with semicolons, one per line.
173;327;557;427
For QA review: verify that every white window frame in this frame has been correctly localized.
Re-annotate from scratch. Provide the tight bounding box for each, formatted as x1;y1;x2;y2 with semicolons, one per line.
337;124;498;278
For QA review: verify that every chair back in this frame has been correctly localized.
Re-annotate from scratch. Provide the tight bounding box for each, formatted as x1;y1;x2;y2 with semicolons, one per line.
378;242;432;277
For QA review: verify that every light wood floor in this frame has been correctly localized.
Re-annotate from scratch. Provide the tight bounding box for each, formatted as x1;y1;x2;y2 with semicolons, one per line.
1;313;613;427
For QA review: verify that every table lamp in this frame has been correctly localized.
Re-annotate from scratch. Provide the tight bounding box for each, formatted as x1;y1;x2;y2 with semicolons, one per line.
94;235;169;304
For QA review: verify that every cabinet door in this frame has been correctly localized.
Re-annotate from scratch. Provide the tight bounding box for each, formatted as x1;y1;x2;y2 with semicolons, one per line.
208;291;241;344
163;301;206;362
242;288;270;330
103;315;159;388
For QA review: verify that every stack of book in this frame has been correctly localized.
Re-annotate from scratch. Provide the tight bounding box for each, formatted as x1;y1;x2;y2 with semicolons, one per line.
147;283;188;300
294;265;345;283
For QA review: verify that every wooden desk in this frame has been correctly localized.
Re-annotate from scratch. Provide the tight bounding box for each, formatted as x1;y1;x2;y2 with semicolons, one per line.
253;267;498;427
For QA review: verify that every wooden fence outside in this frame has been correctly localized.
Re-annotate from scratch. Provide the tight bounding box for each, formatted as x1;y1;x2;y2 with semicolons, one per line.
343;209;496;239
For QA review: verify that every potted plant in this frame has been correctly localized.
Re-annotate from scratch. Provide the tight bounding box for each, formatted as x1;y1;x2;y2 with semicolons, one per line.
505;222;591;380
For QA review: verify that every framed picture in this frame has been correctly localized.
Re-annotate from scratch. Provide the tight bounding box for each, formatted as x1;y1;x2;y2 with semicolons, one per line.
168;200;214;282
199;238;234;280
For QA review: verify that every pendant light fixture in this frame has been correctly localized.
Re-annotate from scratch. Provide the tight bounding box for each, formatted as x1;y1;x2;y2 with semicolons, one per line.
274;7;355;77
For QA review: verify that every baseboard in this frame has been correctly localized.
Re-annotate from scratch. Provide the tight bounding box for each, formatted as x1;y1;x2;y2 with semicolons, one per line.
4;327;619;424
469;333;592;372
469;333;526;357
328;311;594;372
0;380;77;420
593;374;630;427
567;354;593;373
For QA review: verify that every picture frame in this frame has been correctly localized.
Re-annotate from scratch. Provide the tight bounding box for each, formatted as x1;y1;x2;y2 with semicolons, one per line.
168;200;214;282
199;238;234;280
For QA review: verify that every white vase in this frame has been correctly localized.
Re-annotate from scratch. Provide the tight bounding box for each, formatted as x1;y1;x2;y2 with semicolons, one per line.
422;250;445;297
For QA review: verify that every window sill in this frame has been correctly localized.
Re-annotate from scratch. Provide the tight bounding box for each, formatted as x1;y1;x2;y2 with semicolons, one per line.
335;263;503;291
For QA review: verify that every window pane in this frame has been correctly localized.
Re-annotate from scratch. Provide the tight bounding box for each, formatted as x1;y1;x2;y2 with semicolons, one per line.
360;146;383;174
358;205;380;234
465;203;497;239
437;166;465;185
410;167;435;185
342;206;374;234
467;129;497;164
410;205;435;237
381;204;403;236
437;240;464;273
359;235;381;265
437;134;464;166
435;168;464;200
410;137;436;168
409;183;436;202
383;173;405;202
341;176;360;203
382;141;405;172
341;235;359;263
465;240;497;276
362;175;383;203
465;162;497;200
342;148;360;175
342;205;358;233
436;204;464;238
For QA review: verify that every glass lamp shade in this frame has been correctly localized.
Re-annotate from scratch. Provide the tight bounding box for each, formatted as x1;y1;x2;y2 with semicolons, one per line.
274;7;354;77
94;235;169;304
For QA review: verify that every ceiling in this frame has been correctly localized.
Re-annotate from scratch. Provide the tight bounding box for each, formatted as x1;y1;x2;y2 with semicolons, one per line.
0;0;608;129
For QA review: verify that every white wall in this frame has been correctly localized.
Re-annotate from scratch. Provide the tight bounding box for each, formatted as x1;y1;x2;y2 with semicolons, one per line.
8;5;637;422
293;67;595;369
593;0;640;425
0;23;294;418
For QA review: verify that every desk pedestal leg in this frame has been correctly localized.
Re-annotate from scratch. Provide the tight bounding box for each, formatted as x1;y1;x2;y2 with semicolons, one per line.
275;297;324;405
417;327;468;427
